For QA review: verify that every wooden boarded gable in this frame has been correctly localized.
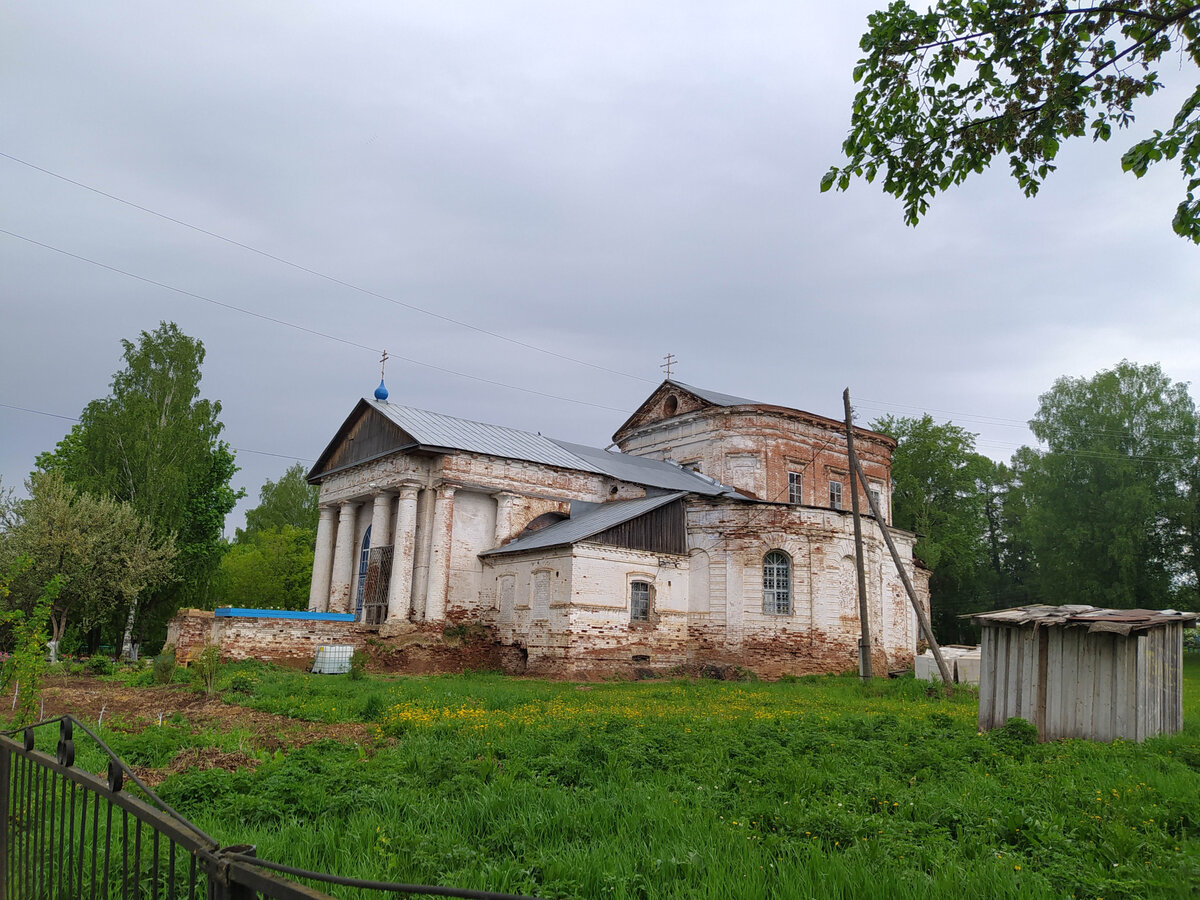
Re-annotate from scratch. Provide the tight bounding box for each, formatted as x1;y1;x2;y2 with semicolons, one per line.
589;497;687;555
308;400;417;481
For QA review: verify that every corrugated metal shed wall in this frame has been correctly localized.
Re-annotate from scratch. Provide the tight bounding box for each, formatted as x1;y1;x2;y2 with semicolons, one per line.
978;622;1186;742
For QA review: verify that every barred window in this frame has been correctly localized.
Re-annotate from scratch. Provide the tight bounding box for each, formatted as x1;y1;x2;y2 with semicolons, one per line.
630;581;651;622
763;550;792;615
829;480;843;510
788;471;802;504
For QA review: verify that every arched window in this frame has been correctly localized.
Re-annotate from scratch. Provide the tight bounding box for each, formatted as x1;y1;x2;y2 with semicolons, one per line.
763;550;792;615
354;525;372;618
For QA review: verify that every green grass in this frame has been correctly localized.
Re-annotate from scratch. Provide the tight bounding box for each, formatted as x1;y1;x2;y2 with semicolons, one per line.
77;659;1200;898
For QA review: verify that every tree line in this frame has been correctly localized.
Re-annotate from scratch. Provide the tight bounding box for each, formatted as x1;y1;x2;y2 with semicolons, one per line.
875;361;1200;643
1;322;1196;656
0;322;317;662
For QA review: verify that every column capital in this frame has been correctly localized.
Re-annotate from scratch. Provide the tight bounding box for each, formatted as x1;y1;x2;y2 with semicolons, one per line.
397;482;422;499
436;483;458;499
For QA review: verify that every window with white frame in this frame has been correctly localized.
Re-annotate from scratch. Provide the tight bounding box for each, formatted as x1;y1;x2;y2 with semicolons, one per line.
788;471;802;504
763;550;792;615
630;580;651;622
869;487;881;513
829;480;843;510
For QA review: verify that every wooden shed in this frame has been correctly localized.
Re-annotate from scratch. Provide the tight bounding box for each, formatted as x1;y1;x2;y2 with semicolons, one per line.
971;605;1197;742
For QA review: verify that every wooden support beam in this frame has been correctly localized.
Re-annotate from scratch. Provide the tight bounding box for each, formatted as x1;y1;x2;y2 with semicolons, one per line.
848;445;954;686
844;388;873;680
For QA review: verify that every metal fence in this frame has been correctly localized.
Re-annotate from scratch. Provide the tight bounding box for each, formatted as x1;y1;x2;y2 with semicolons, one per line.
0;716;537;900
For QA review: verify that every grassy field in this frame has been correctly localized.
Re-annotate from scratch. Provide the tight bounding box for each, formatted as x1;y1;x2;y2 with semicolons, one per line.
60;658;1200;899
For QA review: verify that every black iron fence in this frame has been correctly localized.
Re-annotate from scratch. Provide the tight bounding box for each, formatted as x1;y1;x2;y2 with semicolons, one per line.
0;716;536;900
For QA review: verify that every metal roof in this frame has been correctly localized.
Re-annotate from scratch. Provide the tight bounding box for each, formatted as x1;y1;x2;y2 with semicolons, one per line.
667;380;759;407
367;399;588;471
481;492;687;557
364;398;739;495
970;604;1198;636
550;439;737;497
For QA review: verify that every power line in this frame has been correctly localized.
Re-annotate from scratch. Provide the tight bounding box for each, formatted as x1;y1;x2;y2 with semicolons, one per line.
0;402;311;462
0;150;655;385
0;227;629;414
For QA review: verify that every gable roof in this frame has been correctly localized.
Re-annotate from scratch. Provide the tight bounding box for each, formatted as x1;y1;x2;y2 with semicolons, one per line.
370;399;587;469
666;381;758;407
480;492;687;556
612;379;897;448
550;439;740;496
309;398;742;497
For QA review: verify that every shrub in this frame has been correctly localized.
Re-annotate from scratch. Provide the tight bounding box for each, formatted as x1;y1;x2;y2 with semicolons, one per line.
229;672;255;695
86;655;114;677
349;650;368;681
193;644;221;698
153;645;177;685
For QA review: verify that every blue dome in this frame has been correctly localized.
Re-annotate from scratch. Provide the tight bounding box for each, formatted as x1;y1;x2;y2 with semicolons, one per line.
374;379;389;401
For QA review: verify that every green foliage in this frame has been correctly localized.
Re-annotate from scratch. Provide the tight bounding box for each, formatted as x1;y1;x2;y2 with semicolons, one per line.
229;672;256;695
86;655;114;676
236;463;319;544
826;2;1200;242
358;692;386;721
193;644;221;698
0;471;176;645
871;415;1002;641
37;321;242;647
146;662;1200;900
0;558;60;725
153;644;177;684
1020;361;1197;608
349;650;368;681
215;525;314;611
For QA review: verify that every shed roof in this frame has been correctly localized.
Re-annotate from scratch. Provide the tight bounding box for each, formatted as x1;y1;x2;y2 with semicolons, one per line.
480;492;687;557
970;605;1198;636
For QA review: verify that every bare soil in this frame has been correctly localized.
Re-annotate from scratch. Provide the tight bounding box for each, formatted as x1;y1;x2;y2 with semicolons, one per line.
35;676;376;786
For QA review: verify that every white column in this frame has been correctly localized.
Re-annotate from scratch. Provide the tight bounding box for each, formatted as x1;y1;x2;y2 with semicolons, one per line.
328;501;360;614
492;491;516;547
308;505;338;611
369;492;393;548
387;484;420;622
423;484;456;623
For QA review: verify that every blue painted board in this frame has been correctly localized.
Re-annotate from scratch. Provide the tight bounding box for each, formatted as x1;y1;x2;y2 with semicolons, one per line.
213;608;355;622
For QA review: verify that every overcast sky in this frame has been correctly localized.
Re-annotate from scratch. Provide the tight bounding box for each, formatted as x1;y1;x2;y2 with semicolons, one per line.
4;2;1199;533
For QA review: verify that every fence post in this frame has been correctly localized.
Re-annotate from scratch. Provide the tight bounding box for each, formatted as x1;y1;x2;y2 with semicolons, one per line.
211;844;257;900
0;744;9;900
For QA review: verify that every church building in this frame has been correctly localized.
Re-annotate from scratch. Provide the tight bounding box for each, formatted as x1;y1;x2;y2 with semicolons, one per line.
302;379;930;677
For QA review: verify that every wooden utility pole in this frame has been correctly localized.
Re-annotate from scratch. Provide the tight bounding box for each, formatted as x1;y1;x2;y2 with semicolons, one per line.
843;388;872;680
847;449;954;686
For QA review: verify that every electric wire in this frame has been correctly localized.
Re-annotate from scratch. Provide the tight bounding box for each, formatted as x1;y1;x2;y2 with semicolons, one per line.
0;403;311;463
0;227;628;414
0;150;655;384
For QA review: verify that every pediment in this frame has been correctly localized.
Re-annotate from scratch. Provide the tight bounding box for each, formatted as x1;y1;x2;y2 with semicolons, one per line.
611;381;719;444
308;400;417;481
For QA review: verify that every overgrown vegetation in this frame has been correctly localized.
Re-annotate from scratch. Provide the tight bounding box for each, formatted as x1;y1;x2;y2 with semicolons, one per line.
70;659;1198;899
0;558;61;724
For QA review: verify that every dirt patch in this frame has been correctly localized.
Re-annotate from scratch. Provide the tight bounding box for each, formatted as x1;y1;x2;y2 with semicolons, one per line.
37;677;376;757
131;747;262;788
